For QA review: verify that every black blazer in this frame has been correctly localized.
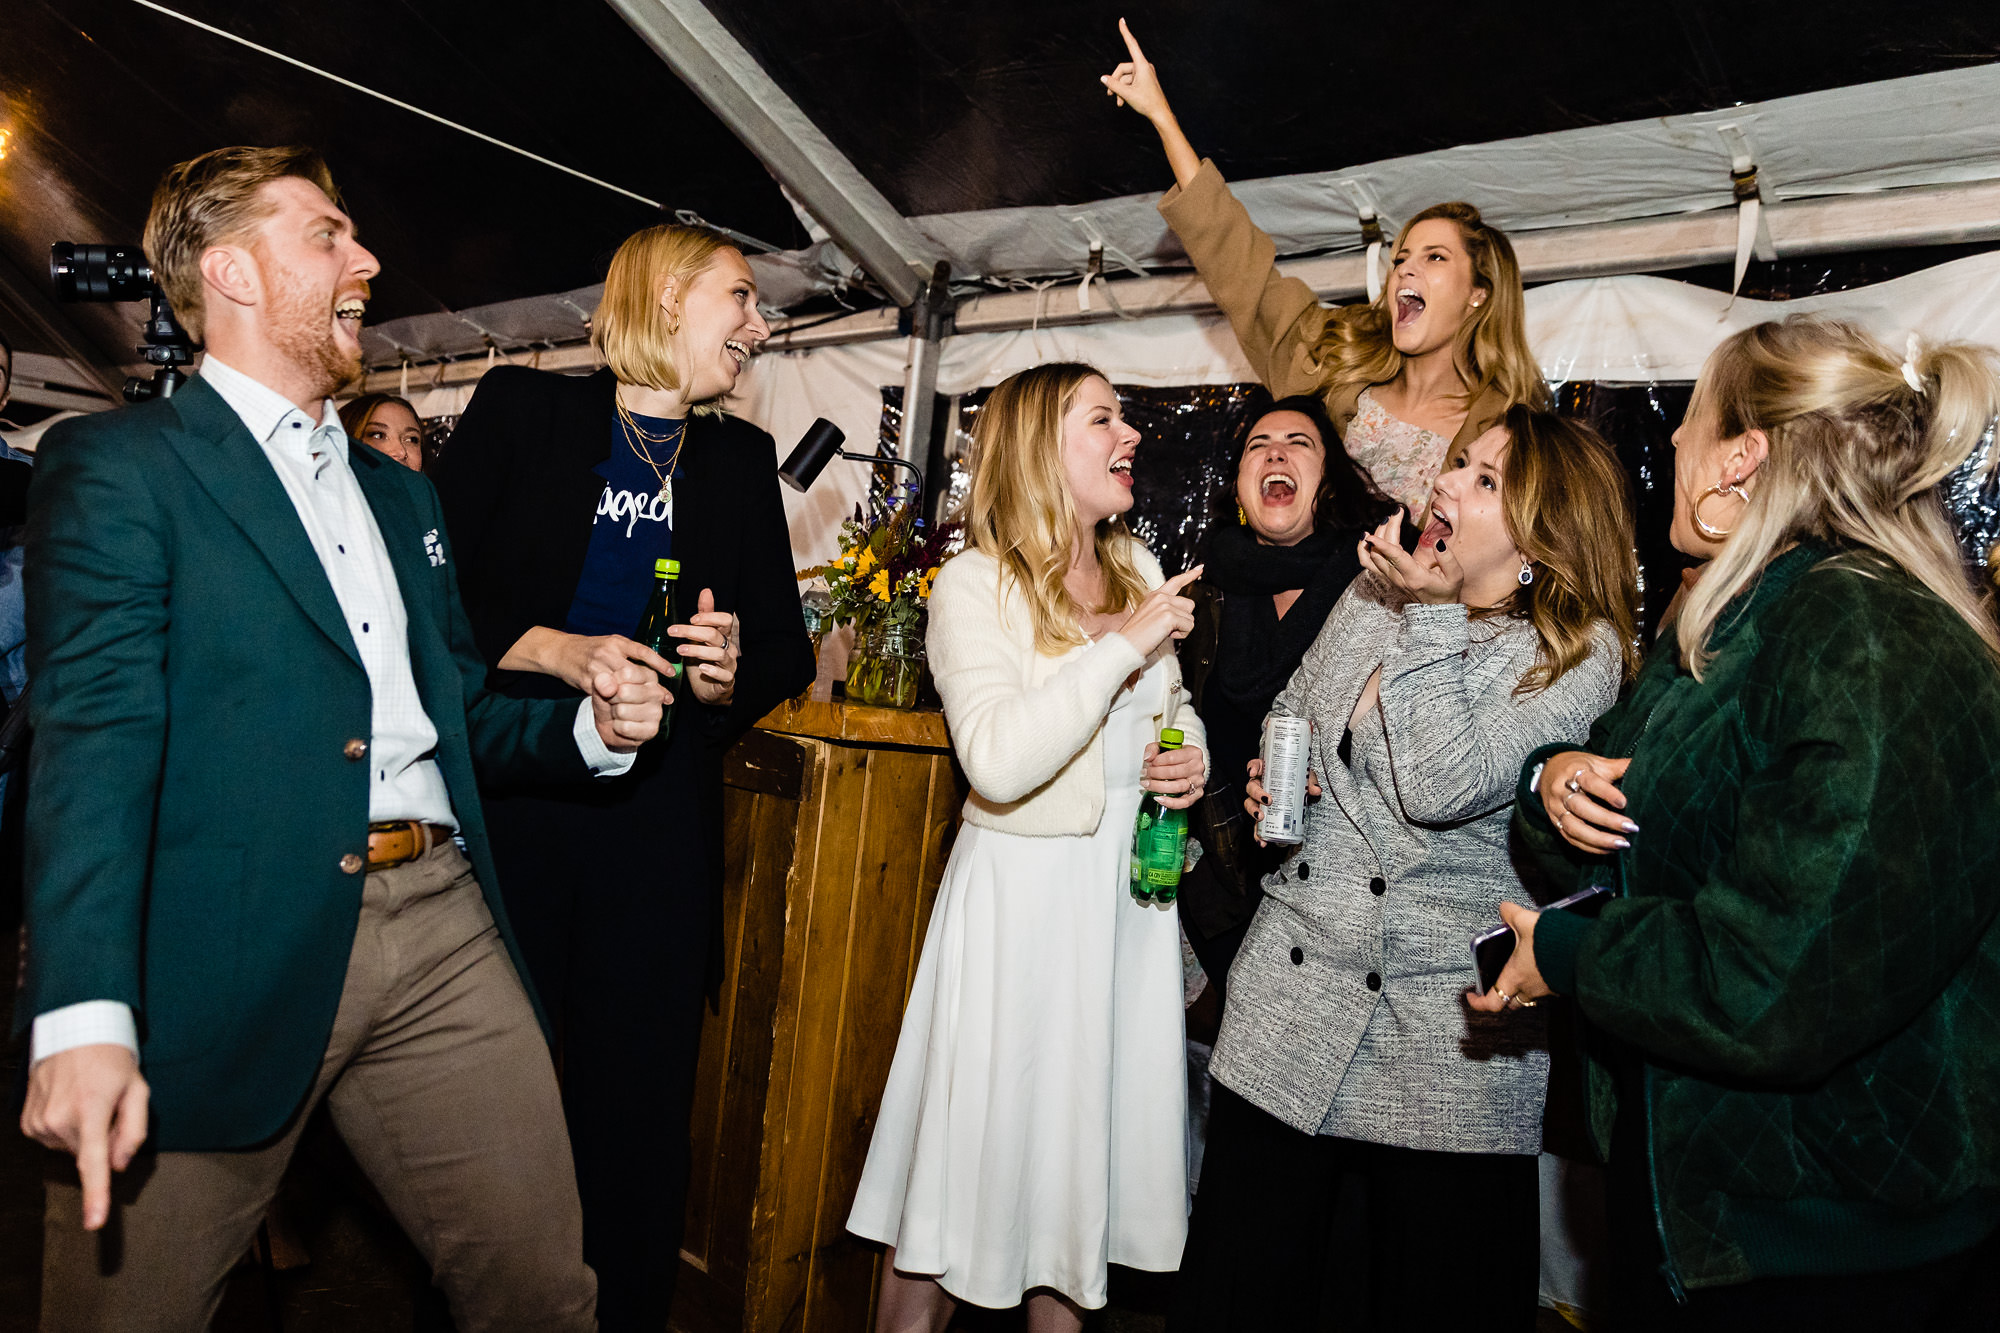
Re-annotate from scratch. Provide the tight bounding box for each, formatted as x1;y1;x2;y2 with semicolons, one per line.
433;366;814;906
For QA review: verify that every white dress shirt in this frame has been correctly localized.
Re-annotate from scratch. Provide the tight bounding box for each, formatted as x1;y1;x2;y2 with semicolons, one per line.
31;358;633;1064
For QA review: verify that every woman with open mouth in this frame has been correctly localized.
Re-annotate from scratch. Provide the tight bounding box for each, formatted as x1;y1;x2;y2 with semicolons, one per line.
1102;19;1549;519
1176;408;1639;1330
1175;395;1398;1012
433;223;815;1331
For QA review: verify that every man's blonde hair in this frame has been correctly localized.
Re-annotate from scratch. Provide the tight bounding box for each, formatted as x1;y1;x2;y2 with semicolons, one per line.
143;145;339;341
591;225;735;404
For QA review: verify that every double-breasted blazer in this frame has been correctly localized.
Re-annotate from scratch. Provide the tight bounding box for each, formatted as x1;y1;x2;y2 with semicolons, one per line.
19;376;592;1150
1209;574;1621;1153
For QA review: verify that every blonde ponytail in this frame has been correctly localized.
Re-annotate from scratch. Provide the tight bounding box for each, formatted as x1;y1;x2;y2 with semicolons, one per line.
1678;317;2000;677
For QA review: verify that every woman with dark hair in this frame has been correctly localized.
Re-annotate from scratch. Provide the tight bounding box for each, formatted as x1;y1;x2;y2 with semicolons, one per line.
1102;20;1550;518
1177;394;1396;994
1479;318;2000;1329
1176;408;1639;1330
434;223;814;1330
338;392;425;471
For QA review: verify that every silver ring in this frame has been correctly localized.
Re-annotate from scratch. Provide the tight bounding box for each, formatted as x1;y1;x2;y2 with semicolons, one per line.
1555;813;1567;836
1566;771;1583;795
1495;989;1514;1006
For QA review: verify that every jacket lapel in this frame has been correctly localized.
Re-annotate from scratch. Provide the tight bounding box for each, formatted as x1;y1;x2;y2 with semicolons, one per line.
165;378;360;668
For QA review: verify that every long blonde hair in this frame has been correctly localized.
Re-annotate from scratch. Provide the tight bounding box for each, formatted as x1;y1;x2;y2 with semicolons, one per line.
1494;407;1642;691
964;363;1149;655
591;224;733;409
1314;203;1550;417
1678;317;2000;677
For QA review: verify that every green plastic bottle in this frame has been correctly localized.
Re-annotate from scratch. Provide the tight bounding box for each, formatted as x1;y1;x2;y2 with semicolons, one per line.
1130;728;1189;905
632;557;683;742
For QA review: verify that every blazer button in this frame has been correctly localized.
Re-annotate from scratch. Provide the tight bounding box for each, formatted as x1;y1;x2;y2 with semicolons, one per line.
340;853;365;875
1370;876;1386;896
1365;971;1382;991
343;738;368;760
1296;862;1311;880
1290;946;1304;966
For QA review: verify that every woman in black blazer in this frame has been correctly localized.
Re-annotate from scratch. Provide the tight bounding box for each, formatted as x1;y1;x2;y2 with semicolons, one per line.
435;225;814;1331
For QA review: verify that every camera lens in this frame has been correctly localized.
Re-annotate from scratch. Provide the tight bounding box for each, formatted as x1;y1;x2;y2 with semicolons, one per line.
49;242;155;302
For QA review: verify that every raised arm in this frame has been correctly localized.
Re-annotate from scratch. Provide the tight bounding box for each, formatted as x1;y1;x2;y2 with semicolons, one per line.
1102;21;1331;400
1380;609;1619;826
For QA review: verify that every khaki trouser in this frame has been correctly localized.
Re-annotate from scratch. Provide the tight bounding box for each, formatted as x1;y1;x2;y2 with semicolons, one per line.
40;839;597;1332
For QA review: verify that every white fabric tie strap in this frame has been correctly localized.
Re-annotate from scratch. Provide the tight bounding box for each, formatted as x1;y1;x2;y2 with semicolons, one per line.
1336;179;1387;304
1715;123;1776;302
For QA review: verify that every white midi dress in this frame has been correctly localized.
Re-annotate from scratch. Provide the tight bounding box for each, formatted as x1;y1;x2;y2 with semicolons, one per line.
847;651;1190;1310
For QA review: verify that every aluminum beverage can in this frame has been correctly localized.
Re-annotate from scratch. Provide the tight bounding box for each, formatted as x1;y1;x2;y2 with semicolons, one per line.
1256;715;1312;845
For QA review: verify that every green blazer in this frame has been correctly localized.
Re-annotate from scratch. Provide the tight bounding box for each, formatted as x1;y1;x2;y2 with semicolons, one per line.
19;376;594;1151
1514;542;2000;1293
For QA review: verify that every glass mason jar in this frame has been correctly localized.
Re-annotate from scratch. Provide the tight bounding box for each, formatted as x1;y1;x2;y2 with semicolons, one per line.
845;623;926;709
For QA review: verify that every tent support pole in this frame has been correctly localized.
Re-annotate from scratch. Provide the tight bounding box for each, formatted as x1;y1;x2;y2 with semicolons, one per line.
895;263;951;503
604;0;936;307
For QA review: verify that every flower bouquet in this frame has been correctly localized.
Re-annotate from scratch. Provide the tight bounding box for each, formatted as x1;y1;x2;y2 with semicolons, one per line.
798;489;958;709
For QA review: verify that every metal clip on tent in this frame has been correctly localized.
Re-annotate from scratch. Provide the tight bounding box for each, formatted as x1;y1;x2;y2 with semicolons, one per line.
1335;179;1388;304
1715;123;1776;301
778;418;924;494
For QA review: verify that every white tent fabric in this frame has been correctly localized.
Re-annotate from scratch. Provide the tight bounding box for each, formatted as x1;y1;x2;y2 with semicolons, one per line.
735;250;2000;567
356;62;2000;370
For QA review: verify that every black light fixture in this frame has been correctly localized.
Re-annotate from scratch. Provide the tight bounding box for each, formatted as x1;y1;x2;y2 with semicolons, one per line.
779;418;924;493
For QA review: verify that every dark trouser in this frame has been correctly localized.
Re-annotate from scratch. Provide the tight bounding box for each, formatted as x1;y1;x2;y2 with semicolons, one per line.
1606;1119;2000;1331
1171;1082;1538;1332
498;791;714;1333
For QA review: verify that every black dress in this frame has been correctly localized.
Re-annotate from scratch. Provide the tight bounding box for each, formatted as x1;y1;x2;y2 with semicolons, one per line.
435;366;814;1330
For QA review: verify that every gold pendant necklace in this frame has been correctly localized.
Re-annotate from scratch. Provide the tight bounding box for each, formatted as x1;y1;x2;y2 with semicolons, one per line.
615;395;686;504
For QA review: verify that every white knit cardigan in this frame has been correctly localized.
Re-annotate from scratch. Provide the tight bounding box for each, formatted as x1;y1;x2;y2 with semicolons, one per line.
925;542;1206;836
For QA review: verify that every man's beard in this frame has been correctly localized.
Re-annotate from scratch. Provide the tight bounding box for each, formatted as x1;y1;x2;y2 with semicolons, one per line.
264;267;363;402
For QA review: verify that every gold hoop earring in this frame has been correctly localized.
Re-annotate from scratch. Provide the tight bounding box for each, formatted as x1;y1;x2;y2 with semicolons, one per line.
666;316;682;337
1692;480;1749;541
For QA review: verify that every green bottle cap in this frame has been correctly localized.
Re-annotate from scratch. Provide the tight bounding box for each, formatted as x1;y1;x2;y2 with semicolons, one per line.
1159;728;1185;747
657;558;680;577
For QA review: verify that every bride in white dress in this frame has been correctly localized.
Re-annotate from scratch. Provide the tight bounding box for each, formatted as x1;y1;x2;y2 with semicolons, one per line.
848;364;1209;1332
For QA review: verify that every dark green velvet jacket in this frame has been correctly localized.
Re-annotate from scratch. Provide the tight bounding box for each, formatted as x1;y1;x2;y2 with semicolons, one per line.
19;379;593;1151
1515;542;2000;1294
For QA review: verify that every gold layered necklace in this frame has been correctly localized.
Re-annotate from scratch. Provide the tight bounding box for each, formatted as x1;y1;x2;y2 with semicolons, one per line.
615;394;687;504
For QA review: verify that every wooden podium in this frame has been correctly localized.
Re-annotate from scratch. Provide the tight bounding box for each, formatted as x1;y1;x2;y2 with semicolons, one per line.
670;697;965;1333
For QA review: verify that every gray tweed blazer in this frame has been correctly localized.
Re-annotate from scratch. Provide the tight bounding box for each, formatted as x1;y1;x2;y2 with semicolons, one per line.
1209;574;1621;1153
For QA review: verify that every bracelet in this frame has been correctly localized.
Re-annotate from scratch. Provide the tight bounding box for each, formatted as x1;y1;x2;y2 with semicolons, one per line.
1528;760;1546;795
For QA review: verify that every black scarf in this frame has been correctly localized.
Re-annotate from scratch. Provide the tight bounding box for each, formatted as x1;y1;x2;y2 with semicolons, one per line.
1206;522;1364;712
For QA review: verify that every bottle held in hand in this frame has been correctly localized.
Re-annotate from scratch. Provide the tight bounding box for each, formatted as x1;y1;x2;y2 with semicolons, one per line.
1130;728;1190;905
633;557;684;742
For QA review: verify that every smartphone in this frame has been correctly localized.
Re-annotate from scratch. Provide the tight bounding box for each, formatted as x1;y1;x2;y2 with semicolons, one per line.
1469;885;1611;996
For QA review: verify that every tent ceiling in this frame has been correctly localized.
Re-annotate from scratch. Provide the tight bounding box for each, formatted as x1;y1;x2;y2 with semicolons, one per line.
707;0;2000;216
3;0;1999;381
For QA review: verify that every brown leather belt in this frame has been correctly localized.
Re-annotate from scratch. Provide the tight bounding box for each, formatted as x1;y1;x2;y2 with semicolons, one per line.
366;821;455;869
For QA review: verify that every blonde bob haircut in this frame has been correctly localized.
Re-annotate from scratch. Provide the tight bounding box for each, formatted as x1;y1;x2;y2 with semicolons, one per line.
1488;406;1642;692
1678;316;2000;677
1315;202;1550;418
591;224;735;409
964;363;1150;656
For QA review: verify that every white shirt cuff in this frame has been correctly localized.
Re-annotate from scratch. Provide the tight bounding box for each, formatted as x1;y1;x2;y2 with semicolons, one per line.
574;697;638;776
31;1000;139;1066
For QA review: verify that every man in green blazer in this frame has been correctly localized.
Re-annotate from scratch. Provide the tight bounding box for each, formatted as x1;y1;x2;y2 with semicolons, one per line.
17;146;664;1331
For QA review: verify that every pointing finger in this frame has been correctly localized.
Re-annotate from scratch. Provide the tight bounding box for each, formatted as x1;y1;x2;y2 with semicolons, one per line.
1119;16;1147;62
